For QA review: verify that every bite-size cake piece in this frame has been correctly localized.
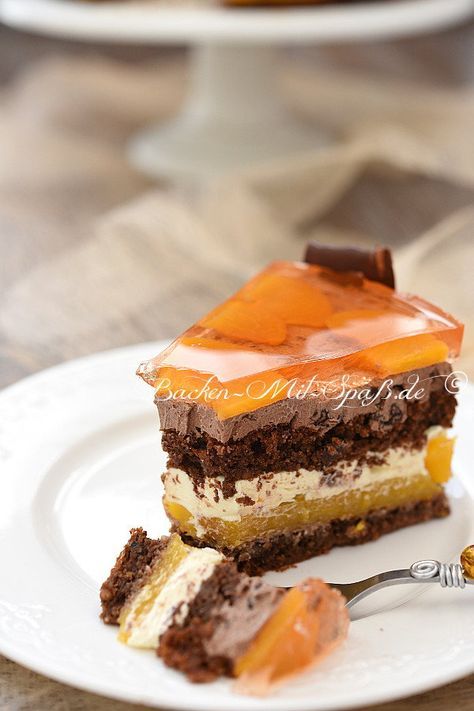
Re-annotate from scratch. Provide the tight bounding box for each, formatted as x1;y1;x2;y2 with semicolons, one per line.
100;529;349;689
138;244;463;574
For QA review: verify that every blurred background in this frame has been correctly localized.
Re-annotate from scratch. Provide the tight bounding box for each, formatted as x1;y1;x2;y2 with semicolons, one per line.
0;6;473;392
0;4;474;704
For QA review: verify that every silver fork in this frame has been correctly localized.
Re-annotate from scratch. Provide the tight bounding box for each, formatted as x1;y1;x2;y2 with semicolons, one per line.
280;546;474;610
331;556;473;609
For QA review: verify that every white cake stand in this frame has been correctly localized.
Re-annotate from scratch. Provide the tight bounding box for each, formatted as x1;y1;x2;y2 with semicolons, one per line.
2;0;473;180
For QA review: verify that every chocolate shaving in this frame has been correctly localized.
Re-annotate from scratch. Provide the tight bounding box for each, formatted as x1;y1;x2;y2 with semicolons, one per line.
304;243;395;289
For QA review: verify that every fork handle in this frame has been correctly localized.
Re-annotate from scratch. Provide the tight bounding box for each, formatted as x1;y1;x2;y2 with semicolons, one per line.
332;559;472;609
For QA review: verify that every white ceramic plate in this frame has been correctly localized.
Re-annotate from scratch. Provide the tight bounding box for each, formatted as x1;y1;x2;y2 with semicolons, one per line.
0;341;474;710
1;0;474;44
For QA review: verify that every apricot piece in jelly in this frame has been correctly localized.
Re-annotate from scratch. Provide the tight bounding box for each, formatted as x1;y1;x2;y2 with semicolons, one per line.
425;433;454;484
234;579;349;694
211;371;289;420
356;334;449;376
154;367;217;405
243;274;333;328
202;300;287;346
180;336;247;351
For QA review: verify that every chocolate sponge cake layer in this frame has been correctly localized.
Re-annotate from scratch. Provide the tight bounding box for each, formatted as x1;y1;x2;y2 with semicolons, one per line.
178;493;450;576
161;383;456;489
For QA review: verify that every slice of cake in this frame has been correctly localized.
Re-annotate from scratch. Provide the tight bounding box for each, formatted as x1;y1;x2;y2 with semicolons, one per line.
138;244;463;574
100;529;349;690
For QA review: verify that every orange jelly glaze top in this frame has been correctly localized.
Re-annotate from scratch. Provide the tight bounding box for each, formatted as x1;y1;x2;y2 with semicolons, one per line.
138;261;463;418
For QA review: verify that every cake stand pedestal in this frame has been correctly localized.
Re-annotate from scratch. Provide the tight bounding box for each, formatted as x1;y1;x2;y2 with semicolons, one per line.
1;0;474;181
129;44;328;180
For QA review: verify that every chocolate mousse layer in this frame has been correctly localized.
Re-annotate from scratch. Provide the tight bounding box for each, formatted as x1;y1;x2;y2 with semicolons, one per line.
155;362;453;444
158;561;284;682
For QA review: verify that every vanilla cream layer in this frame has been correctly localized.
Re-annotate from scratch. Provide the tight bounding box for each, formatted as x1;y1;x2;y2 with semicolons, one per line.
120;546;223;649
163;427;446;530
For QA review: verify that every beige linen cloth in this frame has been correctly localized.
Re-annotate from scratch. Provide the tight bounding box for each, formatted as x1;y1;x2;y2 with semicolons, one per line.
0;52;474;710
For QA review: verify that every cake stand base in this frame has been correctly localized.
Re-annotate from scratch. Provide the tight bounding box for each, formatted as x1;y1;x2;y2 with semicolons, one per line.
128;45;330;182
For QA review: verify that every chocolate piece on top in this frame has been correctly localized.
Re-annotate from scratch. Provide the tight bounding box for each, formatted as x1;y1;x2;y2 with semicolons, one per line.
304;243;396;289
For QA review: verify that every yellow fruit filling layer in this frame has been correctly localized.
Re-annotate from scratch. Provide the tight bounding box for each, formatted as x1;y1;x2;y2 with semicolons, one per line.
117;534;223;649
118;533;189;644
164;474;443;548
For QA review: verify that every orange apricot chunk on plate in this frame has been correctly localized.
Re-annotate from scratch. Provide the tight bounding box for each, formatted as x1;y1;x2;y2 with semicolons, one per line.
425;432;455;484
243;274;333;328
234;579;349;695
202;300;287;346
211;370;289;420
355;334;449;376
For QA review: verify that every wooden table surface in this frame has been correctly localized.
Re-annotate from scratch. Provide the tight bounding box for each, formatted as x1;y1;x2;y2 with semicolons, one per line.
0;15;473;711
